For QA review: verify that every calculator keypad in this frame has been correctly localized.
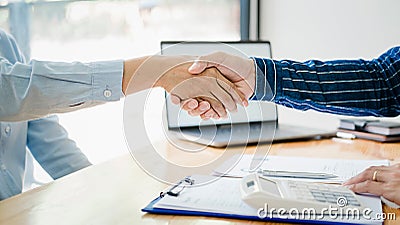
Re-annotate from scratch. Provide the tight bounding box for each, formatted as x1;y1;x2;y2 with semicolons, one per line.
287;181;361;207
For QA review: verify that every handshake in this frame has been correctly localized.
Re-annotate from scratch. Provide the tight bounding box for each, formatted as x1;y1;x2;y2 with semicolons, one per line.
123;52;257;120
161;52;256;119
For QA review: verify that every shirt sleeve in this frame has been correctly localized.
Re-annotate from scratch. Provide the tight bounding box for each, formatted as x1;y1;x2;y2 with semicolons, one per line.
0;58;123;122
27;115;91;179
251;46;400;117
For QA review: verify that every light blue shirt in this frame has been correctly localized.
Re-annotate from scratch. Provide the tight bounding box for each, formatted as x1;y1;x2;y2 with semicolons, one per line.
0;29;124;200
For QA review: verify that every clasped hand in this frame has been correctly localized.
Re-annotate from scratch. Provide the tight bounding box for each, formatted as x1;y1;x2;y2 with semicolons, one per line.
160;62;246;118
168;52;256;120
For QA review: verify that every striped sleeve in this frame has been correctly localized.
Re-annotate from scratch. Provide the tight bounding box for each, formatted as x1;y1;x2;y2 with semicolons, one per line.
251;47;400;117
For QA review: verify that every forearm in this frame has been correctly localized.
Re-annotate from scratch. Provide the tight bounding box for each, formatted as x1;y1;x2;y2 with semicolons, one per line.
122;56;149;95
0;54;196;121
251;46;400;117
0;59;123;121
122;55;196;95
1;27;196;121
27;115;91;179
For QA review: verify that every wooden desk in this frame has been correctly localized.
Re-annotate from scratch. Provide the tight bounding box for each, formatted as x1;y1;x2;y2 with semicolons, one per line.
1;138;400;225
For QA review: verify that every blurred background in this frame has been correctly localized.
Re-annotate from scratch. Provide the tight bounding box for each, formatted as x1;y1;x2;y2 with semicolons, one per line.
1;0;399;188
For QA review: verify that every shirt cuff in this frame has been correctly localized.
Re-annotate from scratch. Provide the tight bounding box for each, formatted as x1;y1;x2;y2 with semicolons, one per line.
249;57;275;101
91;60;124;102
50;157;92;179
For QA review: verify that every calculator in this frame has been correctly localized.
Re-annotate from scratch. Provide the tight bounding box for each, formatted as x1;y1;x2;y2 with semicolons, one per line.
240;173;364;213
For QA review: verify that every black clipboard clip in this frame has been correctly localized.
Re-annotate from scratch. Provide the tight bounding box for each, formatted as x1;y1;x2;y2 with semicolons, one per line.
160;177;195;198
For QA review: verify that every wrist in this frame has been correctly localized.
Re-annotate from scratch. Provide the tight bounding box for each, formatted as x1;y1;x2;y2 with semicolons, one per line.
122;55;184;95
245;58;257;99
248;57;275;101
122;59;137;95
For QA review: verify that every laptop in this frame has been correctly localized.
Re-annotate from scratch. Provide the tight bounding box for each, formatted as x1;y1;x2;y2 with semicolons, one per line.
161;41;335;147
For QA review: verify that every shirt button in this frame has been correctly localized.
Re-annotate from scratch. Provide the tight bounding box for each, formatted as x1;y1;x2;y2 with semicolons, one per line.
4;126;11;135
0;164;6;170
103;89;112;98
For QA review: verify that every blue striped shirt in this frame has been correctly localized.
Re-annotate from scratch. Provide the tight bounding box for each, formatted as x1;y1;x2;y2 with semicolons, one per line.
251;47;400;117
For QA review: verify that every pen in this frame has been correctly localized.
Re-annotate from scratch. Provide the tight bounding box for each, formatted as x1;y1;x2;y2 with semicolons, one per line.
258;170;338;179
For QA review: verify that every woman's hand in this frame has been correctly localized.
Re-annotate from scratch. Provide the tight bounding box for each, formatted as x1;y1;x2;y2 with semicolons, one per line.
343;164;400;206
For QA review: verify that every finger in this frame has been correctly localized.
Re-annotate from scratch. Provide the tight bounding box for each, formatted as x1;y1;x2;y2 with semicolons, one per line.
210;89;237;112
198;68;237;112
188;59;210;74
200;109;212;120
216;74;247;107
347;180;384;196
200;114;210;120
188;52;226;75
170;94;181;105
181;99;199;112
210;111;220;120
200;109;220;120
188;101;211;117
200;64;247;107
371;169;397;183
206;108;220;119
203;97;227;118
198;101;211;112
343;166;390;185
170;94;198;110
212;113;220;119
342;172;369;186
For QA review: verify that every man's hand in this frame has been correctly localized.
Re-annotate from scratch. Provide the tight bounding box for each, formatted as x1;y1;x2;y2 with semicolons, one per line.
170;52;256;119
159;63;246;118
343;164;400;206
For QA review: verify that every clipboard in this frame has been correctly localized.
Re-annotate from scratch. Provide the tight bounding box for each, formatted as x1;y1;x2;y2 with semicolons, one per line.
142;175;377;225
142;197;367;225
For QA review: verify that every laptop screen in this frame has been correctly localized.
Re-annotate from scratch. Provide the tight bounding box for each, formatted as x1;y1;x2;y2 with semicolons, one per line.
161;41;277;128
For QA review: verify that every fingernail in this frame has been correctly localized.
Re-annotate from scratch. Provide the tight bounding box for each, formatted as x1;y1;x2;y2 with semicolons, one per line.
199;104;209;111
188;62;200;72
242;100;248;107
170;95;180;104
188;101;197;109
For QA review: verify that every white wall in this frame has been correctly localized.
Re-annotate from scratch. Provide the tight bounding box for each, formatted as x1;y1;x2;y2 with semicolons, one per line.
259;0;400;130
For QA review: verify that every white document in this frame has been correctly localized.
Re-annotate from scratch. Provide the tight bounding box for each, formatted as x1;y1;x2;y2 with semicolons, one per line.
154;175;383;224
155;175;255;215
213;155;390;183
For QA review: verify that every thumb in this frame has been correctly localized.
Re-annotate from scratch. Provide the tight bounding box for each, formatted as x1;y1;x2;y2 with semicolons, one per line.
188;60;209;75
